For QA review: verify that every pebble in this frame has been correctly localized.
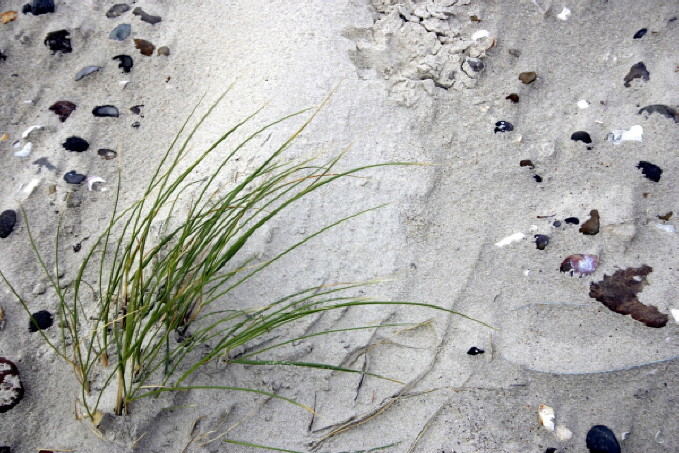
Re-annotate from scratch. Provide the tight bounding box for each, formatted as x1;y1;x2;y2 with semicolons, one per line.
48;100;76;122
28;310;53;332
637;161;662;182
106;3;130;19
553;220;562;227
467;347;484;355
556;7;571;21
131;121;141;128
0;357;24;413
570;131;592;144
132;7;161;25
63;171;87;184
506;93;519;103
538;404;555;431
586;425;621;453
638;104;678;123
533;174;543;182
579;209;600;235
633;28;648;39
97;148;117;160
564;217;579;225
494;120;513;133
31;282;46;295
0;210;17;238
577;99;590;109
623;62;650;87
74;65;102;81
0;50;6;61
519;71;537;84
657;211;673;221
130;104;144;115
519;159;534;168
44;30;72;54
157;46;170;56
112;54;133;73
62;136;89;152
534;234;549;250
92;105;120;117
109;23;131;41
134;39;155;56
1;11;17;24
14;142;32;158
465;57;484;72
545;449;557;453
560;254;598;276
32;157;55;172
23;0;55;15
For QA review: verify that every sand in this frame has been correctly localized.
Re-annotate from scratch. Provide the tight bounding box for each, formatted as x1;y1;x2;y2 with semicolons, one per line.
1;0;678;452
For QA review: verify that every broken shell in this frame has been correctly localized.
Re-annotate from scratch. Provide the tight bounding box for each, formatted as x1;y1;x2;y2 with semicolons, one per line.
87;176;107;192
21;125;43;139
134;39;155;56
556;7;571;21
0;210;17;238
92;105;119;118
49;100;76;122
538;404;555;432
606;125;642;144
0;357;24;413
637;161;662;182
97;148;117;160
109;23;131;41
560;254;598;276
633;28;647;39
75;65;102;81
495;232;525;247
112;54;133;73
471;29;490;40
1;11;17;24
44;29;71;54
13;142;32;158
519;71;537;84
62;136;89;152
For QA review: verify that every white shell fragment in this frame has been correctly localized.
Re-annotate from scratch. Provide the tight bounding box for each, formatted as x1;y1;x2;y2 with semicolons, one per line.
538;404;556;431
556;7;571;21
471;30;490;41
671;309;679;324
18;177;42;200
87;176;107;192
555;425;573;441
14;142;33;158
655;224;676;233
577;99;590;109
606;125;643;144
495;232;525;247
21;125;43;139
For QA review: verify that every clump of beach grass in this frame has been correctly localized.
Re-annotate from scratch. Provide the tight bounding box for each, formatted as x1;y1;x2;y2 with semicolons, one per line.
1;89;482;434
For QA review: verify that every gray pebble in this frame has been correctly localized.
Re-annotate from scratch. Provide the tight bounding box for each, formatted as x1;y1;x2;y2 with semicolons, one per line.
109;23;131;41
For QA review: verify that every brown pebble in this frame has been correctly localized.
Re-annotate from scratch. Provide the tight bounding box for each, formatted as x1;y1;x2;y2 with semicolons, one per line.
508;48;521;58
579;209;600;235
134;39;155;56
470;15;481;22
519;72;537;84
1;11;17;24
519;159;534;168
657;211;673;221
506;93;520;103
157;46;170;56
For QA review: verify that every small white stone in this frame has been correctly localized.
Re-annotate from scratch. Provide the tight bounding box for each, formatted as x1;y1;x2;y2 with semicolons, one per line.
670;309;679;324
577;99;590;109
14;142;32;157
495;232;525;247
21;125;43;139
607;125;643;144
87;176;107;192
556;7;571;21
471;29;490;40
555;425;573;441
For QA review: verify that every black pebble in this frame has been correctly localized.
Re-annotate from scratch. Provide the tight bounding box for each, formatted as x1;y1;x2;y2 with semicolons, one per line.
44;30;72;54
63;136;89;152
494;121;513;133
97;148;117;160
112;54;133;73
533;175;543;183
565;217;579;225
637;161;662;182
553;220;562;227
506;93;520;103
586;425;621;453
26;0;55;15
73;243;82;253
467;347;484;355
131;121;141;128
0;210;17;239
92;105;120;118
623;62;650;87
130;104;144;116
534;234;549;250
638;104;678;123
49;100;76;122
64;171;86;184
28;310;53;332
571;131;592;144
0;50;6;61
633;28;647;39
545;449;557;453
0;446;10;453
466;57;484;72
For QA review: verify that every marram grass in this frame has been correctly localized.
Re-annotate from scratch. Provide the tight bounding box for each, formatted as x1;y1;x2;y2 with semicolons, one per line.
2;89;486;448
